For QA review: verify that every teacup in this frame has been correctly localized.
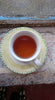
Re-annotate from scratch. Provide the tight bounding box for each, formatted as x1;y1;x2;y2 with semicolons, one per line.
9;29;41;66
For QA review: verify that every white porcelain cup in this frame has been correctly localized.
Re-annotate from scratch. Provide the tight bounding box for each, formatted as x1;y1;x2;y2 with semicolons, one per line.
9;30;41;66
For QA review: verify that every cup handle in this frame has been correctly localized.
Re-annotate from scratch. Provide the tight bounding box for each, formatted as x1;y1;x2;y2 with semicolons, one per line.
33;59;41;66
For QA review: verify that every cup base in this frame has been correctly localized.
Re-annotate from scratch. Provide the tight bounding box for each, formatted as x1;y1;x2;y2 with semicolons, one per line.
0;27;47;74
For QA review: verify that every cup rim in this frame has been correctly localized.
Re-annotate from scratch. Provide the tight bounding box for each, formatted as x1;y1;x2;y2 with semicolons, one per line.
9;30;41;62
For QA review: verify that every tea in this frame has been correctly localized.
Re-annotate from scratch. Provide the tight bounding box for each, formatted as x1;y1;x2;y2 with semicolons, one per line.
13;35;37;58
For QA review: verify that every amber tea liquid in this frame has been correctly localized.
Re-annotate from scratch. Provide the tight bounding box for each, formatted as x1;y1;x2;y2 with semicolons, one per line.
13;35;37;58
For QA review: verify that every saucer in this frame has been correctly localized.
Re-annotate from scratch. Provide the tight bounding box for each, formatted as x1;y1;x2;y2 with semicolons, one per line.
0;27;47;74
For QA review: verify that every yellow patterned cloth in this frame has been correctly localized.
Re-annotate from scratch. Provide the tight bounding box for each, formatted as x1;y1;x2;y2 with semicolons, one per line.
0;27;47;74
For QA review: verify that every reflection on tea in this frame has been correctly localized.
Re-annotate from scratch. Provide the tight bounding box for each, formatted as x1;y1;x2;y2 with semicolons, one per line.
13;35;37;58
